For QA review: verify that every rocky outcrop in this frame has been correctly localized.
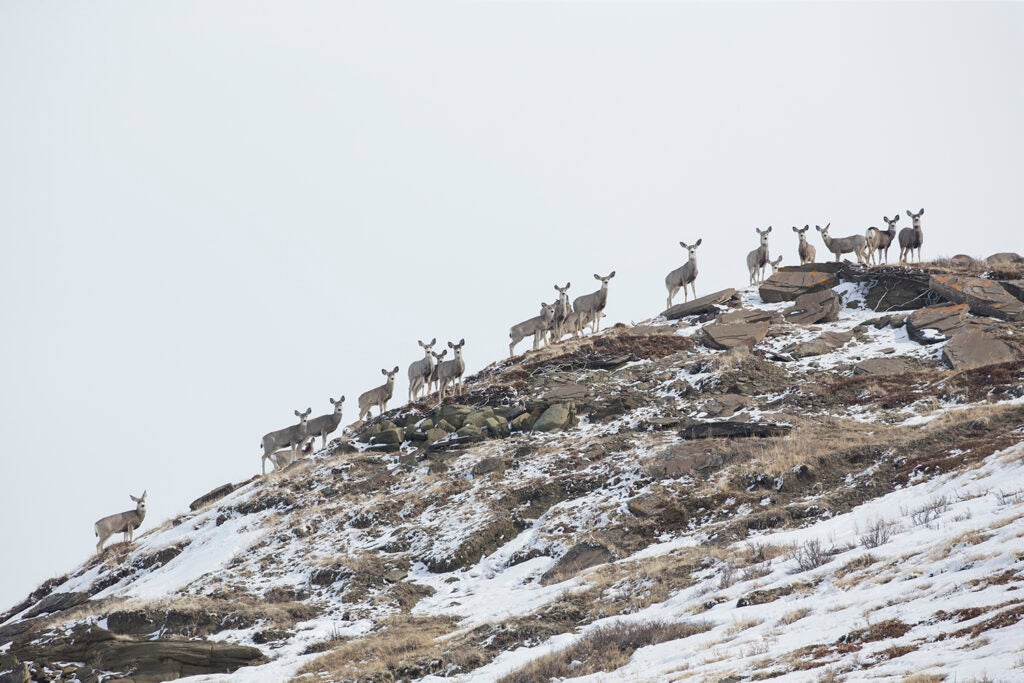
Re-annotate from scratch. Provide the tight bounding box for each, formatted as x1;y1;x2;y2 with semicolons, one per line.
190;483;236;511
21;592;89;619
717;308;782;325
1001;280;1024;303
759;270;839;303
941;330;1018;370
700;321;770;350
9;625;266;683
929;274;1024;321
663;288;736;320
906;304;969;343
783;289;841;325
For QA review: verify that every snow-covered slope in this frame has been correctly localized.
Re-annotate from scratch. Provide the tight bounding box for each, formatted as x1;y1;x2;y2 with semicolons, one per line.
3;264;1024;683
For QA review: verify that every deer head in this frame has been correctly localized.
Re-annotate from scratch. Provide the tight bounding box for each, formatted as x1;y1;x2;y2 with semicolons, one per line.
680;238;702;259
294;408;312;424
906;208;924;228
329;396;345;413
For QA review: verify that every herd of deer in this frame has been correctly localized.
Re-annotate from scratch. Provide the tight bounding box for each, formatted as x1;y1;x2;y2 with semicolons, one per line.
94;209;926;552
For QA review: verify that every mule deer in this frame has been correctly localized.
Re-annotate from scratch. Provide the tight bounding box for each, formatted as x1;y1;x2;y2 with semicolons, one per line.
427;349;446;396
95;491;147;553
866;214;899;265
746;227;772;284
665;239;702;309
793;225;816;265
548;283;572;344
510;303;555;358
261;408;311;476
267;437;315;473
437;339;466;400
769;255;783;274
358;367;399;420
899;208;924;262
305;396;345;450
573;272;615;335
816;223;868;264
407;338;437;402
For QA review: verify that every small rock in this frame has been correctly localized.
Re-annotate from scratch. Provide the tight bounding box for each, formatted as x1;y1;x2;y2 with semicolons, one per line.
663;288;737;319
701;321;770;350
532;403;577;432
949;254;975;269
759;270;839;303
783;288;841;325
853;357;912;376
906;304;969;343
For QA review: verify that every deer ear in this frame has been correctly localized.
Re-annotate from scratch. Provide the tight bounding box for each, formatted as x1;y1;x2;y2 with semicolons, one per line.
448;341;454;348
906;210;912;217
294;409;301;416
142;490;147;500
565;282;570;288
825;223;830;230
340;396;345;402
815;226;822;232
883;216;889;223
392;366;399;373
594;274;600;280
430;337;436;345
609;271;615;278
804;224;809;230
459;338;465;345
679;241;686;248
381;368;387;375
918;208;924;216
792;226;799;232
695;238;702;246
767;226;772;233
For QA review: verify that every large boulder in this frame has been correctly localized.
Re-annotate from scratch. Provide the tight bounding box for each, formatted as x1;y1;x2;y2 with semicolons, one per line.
758;270;839;303
941;330;1017;370
663;288;737;320
700;321;770;350
532;403;577;432
23;592;89;619
783;288;841;325
906;304;969;344
680;422;792;439
189;483;235;511
929;274;1024;321
987;252;1024;265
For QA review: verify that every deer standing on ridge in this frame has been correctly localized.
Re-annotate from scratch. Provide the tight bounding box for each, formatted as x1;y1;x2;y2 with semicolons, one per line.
746;227;772;284
407;338;437;402
95;491;147;554
665;239;702;309
548;283;572;344
865;214;899;265
572;272;615;335
899;208;924;263
793;225;816;265
436;339;466;400
427;349;446;397
358;367;399;421
305;396;345;451
510;303;555;358
261;408;311;476
816;223;868;264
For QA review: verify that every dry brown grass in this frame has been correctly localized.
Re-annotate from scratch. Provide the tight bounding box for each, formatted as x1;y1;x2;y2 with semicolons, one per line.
901;674;946;683
778;607;812;626
294;615;463;681
496;619;712;683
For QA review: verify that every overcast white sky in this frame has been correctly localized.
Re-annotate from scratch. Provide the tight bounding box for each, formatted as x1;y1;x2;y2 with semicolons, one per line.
1;1;1021;612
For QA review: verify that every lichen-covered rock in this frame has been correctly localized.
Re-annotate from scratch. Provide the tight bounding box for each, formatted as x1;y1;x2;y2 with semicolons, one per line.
371;428;404;446
455;424;483;439
532;402;577;432
438;405;473;430
906;304;969;343
509;412;533;432
759;270;839;303
987;252;1024;265
853;357;913;376
788;330;853;358
930;274;1024;321
941;330;1017;370
663;288;736;319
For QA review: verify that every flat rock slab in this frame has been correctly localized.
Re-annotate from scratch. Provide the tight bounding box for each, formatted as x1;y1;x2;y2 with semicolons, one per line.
700;321;770;350
542;384;588;400
789;330;854;359
645;451;725;479
853;357;913;376
23;592;90;619
784;288;841;325
663;288;736;319
680;421;792;439
930;274;1024;321
941;330;1018;370
906;304;969;344
778;262;845;274
716;308;782;325
759;270;839;303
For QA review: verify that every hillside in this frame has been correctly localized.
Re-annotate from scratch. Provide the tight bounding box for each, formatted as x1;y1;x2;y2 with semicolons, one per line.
3;257;1024;683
